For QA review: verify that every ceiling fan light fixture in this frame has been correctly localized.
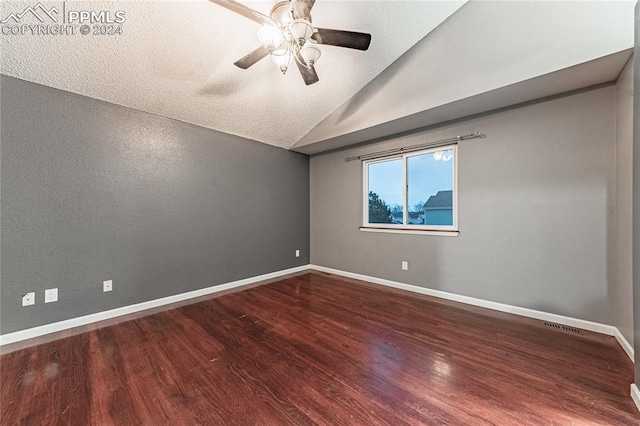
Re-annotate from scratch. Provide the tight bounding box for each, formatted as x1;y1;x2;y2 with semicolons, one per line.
257;25;285;52
270;1;293;27
271;49;292;74
289;19;314;45
211;0;372;86
299;45;321;68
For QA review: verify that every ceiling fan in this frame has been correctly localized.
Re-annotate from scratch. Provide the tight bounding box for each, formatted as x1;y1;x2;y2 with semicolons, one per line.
209;0;372;85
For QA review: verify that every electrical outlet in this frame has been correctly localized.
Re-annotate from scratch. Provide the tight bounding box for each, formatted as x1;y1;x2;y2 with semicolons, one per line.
44;288;58;303
295;249;300;258
22;292;35;307
401;261;409;271
103;280;113;292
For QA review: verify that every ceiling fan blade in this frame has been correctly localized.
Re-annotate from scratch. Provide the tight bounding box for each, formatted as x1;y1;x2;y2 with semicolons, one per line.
234;46;270;69
312;28;372;51
208;0;276;26
295;53;319;86
291;0;316;19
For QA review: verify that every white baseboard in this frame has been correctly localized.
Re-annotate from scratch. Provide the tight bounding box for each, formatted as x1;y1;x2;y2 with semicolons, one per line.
309;265;634;362
632;384;640;413
2;263;634;367
0;265;311;346
613;327;635;362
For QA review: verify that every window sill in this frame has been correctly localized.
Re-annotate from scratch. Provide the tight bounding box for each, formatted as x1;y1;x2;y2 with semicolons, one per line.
359;227;459;237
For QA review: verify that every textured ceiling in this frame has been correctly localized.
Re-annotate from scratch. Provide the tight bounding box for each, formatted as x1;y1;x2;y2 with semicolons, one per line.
1;0;466;148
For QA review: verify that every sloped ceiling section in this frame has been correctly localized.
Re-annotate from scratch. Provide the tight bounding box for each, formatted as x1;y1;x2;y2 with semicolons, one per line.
0;0;467;149
293;0;636;154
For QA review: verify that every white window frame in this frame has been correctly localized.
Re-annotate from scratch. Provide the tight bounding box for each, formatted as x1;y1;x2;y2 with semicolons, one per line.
362;144;458;233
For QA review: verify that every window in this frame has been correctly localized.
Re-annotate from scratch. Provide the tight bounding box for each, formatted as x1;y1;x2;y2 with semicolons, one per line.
363;145;457;232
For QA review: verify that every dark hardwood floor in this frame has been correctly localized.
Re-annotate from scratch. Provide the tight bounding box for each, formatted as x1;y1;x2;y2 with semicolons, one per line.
1;271;638;425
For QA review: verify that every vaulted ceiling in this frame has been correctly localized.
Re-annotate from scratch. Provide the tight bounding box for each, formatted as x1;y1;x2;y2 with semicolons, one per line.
293;0;636;154
1;1;635;153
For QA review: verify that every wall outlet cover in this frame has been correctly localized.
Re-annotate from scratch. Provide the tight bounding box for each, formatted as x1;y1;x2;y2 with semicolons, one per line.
44;288;58;303
295;250;300;258
22;292;35;306
401;261;409;271
103;280;113;292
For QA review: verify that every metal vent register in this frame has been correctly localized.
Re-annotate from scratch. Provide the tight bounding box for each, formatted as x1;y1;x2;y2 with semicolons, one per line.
543;322;583;334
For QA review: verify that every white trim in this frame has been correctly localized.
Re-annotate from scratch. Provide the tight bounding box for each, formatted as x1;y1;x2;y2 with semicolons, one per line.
309;265;627;345
362;155;404;226
362;144;458;232
360;227;459;237
0;265;311;346
403;152;408;226
453;144;458;229
3;263;634;367
631;384;640;414
613;327;635;362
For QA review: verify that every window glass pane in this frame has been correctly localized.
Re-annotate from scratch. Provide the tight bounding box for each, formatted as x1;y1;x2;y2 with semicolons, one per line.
367;159;403;224
407;149;454;226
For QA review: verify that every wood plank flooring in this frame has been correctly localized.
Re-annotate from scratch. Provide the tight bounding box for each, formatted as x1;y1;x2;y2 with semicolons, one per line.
1;271;638;425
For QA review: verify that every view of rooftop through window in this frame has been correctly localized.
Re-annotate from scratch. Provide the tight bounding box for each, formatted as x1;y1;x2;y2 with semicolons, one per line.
366;148;454;226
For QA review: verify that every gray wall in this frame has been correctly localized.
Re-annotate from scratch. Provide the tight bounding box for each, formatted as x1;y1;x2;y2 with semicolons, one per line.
311;85;616;324
614;56;635;346
0;76;310;334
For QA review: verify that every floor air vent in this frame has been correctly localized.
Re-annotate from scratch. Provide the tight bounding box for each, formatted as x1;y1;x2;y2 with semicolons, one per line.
543;322;583;334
